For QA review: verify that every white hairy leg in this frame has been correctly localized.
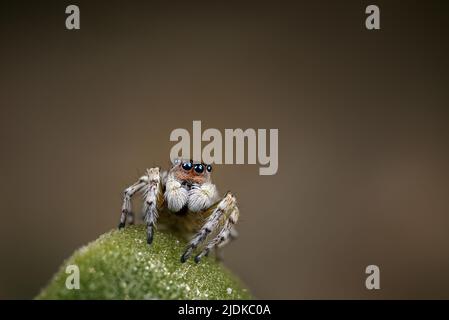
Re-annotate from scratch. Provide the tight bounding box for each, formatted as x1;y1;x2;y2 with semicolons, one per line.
194;221;230;261
213;226;239;261
142;167;163;244
164;174;189;212
187;183;219;213
194;207;239;262
217;227;238;249
118;175;148;229
181;192;239;263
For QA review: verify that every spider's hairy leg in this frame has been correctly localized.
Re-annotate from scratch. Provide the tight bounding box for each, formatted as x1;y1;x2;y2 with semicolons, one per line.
208;226;238;262
204;227;238;259
142;167;164;245
218;226;239;249
194;221;230;262
118;176;148;229
194;206;239;263
181;192;239;263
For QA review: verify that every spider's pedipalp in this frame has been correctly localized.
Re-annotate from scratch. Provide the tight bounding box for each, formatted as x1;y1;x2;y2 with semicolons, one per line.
181;192;239;263
187;182;219;212
164;174;189;212
119;177;148;229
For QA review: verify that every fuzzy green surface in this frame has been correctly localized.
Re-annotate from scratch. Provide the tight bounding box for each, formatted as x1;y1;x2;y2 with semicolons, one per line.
36;225;251;300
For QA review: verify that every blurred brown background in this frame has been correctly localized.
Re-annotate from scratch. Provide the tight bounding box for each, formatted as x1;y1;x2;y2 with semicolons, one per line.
1;0;448;299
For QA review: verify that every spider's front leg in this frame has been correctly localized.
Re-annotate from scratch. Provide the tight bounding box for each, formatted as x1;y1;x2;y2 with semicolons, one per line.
181;192;239;263
142;167;164;244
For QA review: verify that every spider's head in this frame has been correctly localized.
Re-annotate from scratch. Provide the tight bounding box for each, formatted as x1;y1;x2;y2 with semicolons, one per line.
170;158;212;188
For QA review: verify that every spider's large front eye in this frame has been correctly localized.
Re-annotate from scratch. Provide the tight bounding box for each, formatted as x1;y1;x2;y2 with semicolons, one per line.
206;165;212;172
182;162;192;171
194;164;204;173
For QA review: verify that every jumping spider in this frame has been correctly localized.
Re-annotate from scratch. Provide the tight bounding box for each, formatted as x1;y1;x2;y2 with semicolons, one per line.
118;159;239;263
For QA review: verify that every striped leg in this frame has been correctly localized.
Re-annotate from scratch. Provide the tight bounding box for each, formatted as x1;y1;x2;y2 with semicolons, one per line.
218;227;238;249
142;167;163;245
118;176;148;229
181;192;239;263
212;226;239;261
194;208;239;263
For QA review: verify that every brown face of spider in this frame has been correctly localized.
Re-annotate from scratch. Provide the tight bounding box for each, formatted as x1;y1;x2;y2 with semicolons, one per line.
171;159;212;188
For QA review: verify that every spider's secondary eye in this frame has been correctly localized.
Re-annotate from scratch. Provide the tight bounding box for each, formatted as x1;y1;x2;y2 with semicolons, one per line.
182;162;192;170
206;165;212;172
194;164;204;173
